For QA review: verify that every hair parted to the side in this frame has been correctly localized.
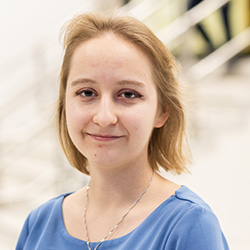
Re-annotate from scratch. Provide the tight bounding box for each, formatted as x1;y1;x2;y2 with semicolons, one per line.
56;12;192;175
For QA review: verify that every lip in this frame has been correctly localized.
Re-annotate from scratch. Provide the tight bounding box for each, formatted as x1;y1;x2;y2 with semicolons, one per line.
86;133;124;142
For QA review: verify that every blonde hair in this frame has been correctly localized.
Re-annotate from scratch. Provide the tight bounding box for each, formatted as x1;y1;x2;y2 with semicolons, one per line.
57;12;191;175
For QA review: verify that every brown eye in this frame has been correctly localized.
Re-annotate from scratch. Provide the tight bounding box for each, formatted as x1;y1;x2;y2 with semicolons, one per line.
76;89;97;97
119;90;143;99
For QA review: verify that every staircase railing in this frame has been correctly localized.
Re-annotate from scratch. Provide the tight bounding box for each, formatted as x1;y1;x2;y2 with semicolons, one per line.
157;0;230;49
188;27;250;81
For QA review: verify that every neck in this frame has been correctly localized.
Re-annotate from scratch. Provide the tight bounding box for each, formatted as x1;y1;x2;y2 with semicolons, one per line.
87;160;154;210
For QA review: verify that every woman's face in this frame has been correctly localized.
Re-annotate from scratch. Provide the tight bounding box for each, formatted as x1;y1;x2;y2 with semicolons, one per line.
65;33;168;169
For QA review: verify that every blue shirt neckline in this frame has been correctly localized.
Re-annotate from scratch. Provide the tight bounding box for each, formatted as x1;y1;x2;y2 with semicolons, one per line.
59;185;186;245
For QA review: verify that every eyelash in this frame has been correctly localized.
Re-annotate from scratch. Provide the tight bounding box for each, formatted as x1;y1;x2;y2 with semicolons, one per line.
75;89;143;100
118;90;143;99
76;89;97;97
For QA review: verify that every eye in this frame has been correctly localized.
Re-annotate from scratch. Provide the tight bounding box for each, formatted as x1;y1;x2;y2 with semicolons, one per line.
118;90;143;99
76;89;97;98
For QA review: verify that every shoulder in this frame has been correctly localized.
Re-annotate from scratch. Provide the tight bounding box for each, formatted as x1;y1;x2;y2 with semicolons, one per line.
146;185;221;233
174;185;214;212
31;193;70;215
16;193;73;249
164;186;229;249
27;193;72;229
172;186;220;227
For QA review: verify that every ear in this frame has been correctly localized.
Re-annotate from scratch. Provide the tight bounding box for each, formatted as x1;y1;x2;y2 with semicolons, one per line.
154;110;170;128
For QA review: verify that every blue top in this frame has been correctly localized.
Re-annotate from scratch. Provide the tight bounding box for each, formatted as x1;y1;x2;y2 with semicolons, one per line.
16;186;229;250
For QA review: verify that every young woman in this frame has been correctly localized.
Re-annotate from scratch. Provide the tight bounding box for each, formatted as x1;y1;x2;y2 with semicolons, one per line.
16;13;229;250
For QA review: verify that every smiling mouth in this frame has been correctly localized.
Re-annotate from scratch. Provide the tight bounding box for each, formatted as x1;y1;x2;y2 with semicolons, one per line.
86;133;124;142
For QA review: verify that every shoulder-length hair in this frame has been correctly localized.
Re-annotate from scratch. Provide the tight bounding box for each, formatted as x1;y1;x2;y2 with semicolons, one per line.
57;12;192;175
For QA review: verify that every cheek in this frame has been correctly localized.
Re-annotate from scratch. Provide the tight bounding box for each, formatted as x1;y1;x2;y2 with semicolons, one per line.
65;101;75;129
127;108;156;135
65;100;87;133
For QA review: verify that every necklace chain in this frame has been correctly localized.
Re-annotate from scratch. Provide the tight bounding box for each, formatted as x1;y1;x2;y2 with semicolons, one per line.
83;170;155;250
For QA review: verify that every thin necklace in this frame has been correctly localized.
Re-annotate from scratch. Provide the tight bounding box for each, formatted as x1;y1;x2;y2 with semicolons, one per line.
83;170;155;250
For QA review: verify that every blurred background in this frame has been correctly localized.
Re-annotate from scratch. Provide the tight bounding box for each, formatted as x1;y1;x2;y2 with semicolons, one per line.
0;0;249;249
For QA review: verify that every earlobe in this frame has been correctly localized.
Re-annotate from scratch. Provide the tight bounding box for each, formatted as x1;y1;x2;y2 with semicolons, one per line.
154;112;170;128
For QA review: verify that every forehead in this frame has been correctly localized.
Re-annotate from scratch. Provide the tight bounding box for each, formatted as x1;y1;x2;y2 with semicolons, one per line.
67;33;154;84
74;33;147;62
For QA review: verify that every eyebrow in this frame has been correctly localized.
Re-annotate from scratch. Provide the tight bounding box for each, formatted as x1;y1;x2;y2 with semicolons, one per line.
70;78;96;87
70;78;145;88
117;80;145;88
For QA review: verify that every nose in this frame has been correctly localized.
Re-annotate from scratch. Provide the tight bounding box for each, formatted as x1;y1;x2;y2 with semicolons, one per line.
92;96;118;127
